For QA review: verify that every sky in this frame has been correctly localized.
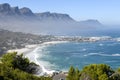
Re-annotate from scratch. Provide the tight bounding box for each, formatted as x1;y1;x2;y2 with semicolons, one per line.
0;0;120;25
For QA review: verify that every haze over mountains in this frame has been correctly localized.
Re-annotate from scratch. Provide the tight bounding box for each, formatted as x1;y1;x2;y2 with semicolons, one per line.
0;3;102;35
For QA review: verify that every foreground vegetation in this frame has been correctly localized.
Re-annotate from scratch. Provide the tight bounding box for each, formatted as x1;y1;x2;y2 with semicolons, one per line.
1;52;120;80
0;52;52;80
67;64;120;80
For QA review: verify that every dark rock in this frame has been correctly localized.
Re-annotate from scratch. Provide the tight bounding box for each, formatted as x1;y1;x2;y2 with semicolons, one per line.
11;6;21;15
35;12;74;21
20;7;35;16
0;3;12;16
0;3;11;12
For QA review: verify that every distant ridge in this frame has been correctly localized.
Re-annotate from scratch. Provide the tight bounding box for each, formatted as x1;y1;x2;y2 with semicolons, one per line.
19;7;35;16
0;3;20;16
0;3;74;22
35;12;74;22
0;3;101;23
79;19;102;26
0;3;102;35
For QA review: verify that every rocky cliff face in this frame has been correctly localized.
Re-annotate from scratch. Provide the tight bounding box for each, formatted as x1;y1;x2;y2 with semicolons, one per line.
0;3;15;16
35;12;74;21
0;3;102;24
0;3;74;22
19;7;35;16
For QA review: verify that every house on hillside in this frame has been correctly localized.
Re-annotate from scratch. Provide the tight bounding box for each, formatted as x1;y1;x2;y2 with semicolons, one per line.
52;73;66;80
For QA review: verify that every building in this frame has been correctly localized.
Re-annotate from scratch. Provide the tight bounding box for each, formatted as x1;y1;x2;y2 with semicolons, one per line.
52;73;66;80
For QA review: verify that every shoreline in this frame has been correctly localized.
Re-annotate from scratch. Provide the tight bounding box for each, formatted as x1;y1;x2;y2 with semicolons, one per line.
7;41;69;55
7;41;69;75
26;41;69;75
6;36;114;56
7;44;40;55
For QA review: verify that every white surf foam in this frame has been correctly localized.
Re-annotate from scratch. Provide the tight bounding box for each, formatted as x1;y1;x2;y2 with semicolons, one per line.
82;48;87;51
89;36;112;41
105;60;118;63
25;47;55;75
25;41;69;75
99;43;104;46
84;53;120;57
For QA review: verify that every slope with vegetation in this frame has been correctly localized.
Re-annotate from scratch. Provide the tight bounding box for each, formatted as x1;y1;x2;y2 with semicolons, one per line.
0;52;52;80
1;52;120;80
67;64;120;80
0;29;56;55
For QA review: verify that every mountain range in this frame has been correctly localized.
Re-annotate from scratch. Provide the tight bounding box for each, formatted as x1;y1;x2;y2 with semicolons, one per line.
0;3;74;21
0;3;102;35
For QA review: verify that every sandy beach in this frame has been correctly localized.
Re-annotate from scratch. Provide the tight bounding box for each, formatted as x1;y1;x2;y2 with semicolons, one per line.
7;41;68;75
7;41;68;55
10;41;68;74
7;44;40;55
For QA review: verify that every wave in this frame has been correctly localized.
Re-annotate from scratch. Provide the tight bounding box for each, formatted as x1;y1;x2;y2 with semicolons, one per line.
104;60;118;63
88;36;120;42
25;41;69;75
111;37;120;42
99;43;104;46
89;36;112;41
84;53;120;57
82;48;87;51
115;38;120;42
25;40;120;75
26;46;56;75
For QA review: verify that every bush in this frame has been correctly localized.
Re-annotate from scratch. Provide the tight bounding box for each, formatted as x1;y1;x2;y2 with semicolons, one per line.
0;52;52;80
67;64;115;80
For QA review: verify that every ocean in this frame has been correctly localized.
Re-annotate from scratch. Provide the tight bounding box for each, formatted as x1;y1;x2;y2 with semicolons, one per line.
26;28;120;75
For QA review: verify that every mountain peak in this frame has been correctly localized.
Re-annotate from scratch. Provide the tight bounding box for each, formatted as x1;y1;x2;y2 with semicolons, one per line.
0;3;10;9
35;12;74;21
0;3;75;22
11;6;21;15
0;3;11;15
0;3;34;16
80;19;102;26
0;3;102;28
20;7;34;16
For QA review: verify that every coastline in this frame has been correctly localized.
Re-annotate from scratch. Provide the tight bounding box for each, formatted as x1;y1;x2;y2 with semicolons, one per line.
7;44;40;55
7;41;68;55
7;41;69;75
6;36;114;56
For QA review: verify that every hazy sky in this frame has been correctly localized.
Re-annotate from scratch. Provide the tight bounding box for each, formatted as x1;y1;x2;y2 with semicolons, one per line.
0;0;120;25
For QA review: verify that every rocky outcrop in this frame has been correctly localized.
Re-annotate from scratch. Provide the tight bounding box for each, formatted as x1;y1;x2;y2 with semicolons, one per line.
19;7;35;16
35;12;74;21
0;3;74;21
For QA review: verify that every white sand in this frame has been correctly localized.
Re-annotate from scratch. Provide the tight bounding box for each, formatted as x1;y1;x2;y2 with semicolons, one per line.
7;41;69;75
7;44;39;55
7;41;68;55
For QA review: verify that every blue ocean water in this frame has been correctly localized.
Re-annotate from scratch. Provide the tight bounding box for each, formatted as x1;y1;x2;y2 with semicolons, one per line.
37;41;120;71
31;29;120;72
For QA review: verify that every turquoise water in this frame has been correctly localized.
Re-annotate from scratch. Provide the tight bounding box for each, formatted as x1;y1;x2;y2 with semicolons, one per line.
28;29;120;73
36;40;120;71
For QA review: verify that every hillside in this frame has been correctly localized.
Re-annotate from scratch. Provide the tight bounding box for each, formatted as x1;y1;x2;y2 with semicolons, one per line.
0;29;56;55
0;52;52;80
